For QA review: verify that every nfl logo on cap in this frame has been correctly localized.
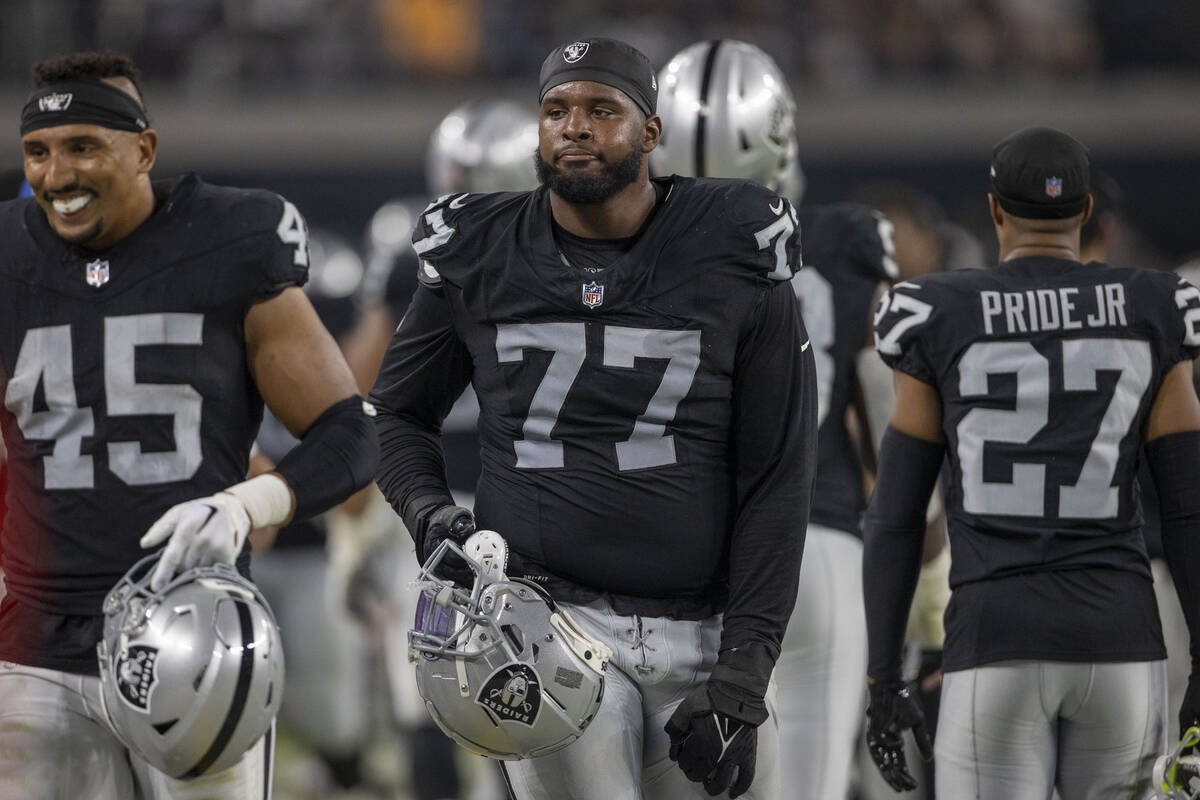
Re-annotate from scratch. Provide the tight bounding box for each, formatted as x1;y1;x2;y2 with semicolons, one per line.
582;281;604;309
1045;177;1063;198
86;259;110;288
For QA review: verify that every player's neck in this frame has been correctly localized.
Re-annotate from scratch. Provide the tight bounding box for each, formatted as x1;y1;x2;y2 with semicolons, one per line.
999;234;1081;263
550;178;658;240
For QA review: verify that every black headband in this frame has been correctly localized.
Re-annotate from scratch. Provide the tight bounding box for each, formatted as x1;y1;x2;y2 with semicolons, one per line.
20;80;149;136
539;38;658;116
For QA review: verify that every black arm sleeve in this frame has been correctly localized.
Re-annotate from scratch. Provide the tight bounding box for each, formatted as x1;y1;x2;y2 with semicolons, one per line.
719;281;818;661
274;395;380;522
862;426;945;682
1146;430;1200;667
367;283;474;541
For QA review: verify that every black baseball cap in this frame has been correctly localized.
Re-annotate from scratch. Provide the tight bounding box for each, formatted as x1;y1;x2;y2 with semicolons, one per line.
538;37;658;116
989;126;1091;219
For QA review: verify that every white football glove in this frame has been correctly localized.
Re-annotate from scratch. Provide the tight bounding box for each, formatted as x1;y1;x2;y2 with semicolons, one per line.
140;474;292;591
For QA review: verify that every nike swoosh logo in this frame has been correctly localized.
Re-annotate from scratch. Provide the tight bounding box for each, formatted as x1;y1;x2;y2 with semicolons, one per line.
449;193;469;209
800;339;811;352
770;199;785;215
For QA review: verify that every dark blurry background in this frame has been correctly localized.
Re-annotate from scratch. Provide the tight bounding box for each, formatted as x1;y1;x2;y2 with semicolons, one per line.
4;0;1199;268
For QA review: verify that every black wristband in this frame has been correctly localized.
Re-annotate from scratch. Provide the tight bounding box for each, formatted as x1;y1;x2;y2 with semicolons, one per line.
275;396;379;522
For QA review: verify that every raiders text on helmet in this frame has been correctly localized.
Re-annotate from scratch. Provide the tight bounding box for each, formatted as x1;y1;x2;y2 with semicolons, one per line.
97;554;285;779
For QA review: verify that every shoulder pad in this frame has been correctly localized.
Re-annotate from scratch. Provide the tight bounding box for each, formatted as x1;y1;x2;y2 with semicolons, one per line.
1163;270;1200;357
194;181;311;293
797;202;899;283
411;191;526;257
702;178;802;282
872;277;942;382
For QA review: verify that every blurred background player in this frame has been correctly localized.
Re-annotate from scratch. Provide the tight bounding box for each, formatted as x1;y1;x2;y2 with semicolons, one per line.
653;39;899;800
338;98;539;800
848;181;986;800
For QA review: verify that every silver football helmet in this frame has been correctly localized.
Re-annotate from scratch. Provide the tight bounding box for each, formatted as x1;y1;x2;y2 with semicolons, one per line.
1153;727;1200;799
652;40;803;197
409;531;612;760
426;99;540;197
97;554;285;779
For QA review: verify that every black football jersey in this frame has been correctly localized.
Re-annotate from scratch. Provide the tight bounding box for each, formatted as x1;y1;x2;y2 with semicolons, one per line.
793;202;896;536
372;177;814;651
0;174;310;627
874;257;1200;667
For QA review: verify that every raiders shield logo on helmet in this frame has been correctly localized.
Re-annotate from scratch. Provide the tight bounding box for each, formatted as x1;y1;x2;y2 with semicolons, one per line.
115;644;159;710
477;663;542;726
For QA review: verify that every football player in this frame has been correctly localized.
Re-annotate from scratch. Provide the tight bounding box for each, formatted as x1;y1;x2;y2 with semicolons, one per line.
652;39;898;800
0;51;378;799
370;36;817;800
865;126;1200;797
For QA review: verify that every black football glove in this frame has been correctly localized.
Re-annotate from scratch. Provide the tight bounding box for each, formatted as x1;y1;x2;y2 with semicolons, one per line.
409;500;475;585
1180;672;1200;738
665;644;772;799
866;679;934;792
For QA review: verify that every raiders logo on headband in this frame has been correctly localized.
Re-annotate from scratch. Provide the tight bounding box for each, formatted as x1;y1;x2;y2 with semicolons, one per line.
563;42;589;63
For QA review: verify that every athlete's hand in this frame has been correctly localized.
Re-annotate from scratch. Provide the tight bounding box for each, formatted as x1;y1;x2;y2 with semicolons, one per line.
665;685;759;798
415;504;475;585
866;679;934;792
665;644;772;798
140;493;251;591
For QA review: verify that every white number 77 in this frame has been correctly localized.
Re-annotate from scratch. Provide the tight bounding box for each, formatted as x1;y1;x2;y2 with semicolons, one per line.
495;323;701;472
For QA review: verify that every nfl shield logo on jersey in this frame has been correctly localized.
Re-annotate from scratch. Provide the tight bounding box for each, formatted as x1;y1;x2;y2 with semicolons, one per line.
85;259;110;288
582;281;604;309
1045;177;1063;198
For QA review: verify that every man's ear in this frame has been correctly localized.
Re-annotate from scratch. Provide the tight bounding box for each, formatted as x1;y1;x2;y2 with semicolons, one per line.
988;194;1004;228
136;129;158;175
642;114;662;153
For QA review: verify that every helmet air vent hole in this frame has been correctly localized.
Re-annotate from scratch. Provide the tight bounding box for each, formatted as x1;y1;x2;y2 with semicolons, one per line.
739;131;751;152
152;719;178;735
192;662;208;691
502;624;525;654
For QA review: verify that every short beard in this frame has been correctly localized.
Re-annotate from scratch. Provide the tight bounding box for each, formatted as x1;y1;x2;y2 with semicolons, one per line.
54;220;104;246
534;145;643;205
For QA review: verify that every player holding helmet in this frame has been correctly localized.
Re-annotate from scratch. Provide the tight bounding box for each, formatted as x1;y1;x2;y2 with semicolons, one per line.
372;36;817;800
